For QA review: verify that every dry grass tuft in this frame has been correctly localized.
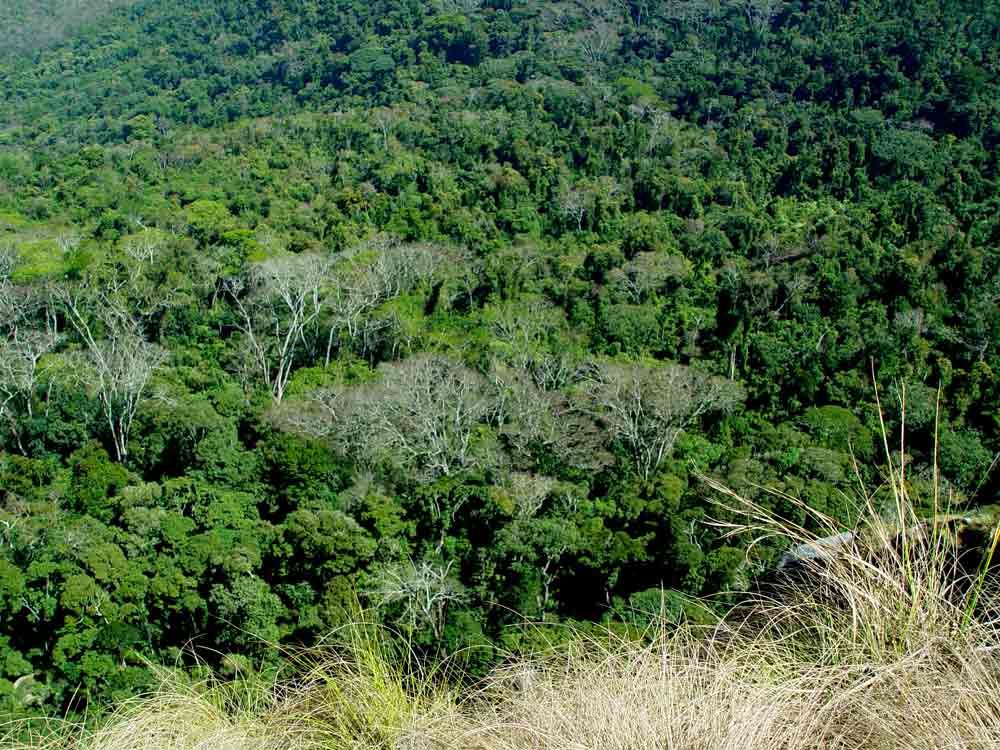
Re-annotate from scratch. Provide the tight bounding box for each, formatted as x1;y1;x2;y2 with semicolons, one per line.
4;672;319;750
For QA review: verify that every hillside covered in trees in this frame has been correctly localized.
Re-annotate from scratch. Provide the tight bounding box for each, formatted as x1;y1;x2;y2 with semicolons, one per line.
0;0;999;721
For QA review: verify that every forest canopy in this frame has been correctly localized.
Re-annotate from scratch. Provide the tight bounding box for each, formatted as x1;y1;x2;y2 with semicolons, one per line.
0;0;998;720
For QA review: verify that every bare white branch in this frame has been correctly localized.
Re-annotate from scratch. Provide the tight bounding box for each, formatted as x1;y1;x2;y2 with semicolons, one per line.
226;252;333;402
607;252;691;304
0;328;61;453
369;558;467;638
581;360;743;480
279;355;497;481
59;287;166;462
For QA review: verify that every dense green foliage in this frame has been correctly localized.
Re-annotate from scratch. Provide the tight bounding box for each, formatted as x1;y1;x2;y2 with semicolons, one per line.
0;0;998;720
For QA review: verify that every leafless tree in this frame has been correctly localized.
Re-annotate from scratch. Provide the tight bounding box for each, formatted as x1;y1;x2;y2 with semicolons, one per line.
488;299;588;394
581;360;743;480
2;0;133;57
505;472;559;519
743;0;782;33
114;231;195;336
361;239;445;304
371;107;403;152
264;382;348;440
226;253;333;402
0;244;16;283
442;247;483;311
541;2;574;33
609;0;652;29
663;0;722;33
61;291;166;463
0;250;63;451
489;299;573;377
55;230;82;257
0;246;21;331
324;264;386;364
607;252;691;304
437;0;483;12
533;350;585;393
647;107;678;154
491;363;609;471
122;230;162;267
278;355;496;480
324;239;447;365
951;307;993;362
273;352;614;476
557;177;624;233
0;329;60;453
369;558;467;638
894;308;928;338
557;184;590;232
719;258;780;318
576;18;621;68
349;355;497;480
628;104;681;154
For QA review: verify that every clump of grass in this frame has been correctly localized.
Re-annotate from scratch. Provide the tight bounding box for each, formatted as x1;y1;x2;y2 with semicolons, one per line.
3;668;316;750
708;384;1000;669
460;399;1000;750
457;608;1000;750
2;620;464;750
287;618;463;749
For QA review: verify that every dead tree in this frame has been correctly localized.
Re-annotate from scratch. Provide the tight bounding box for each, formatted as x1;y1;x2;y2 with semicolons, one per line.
277;355;496;481
607;252;690;304
581;360;743;480
490;363;610;471
347;355;496;480
0;329;60;453
226;253;332;402
369;559;467;638
324;239;447;365
61;290;166;463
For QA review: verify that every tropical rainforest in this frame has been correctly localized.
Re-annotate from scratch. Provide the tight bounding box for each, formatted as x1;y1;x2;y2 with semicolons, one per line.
0;0;998;721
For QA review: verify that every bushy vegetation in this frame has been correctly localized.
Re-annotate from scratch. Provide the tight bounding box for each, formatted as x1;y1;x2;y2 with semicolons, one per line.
6;453;999;750
0;0;998;726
